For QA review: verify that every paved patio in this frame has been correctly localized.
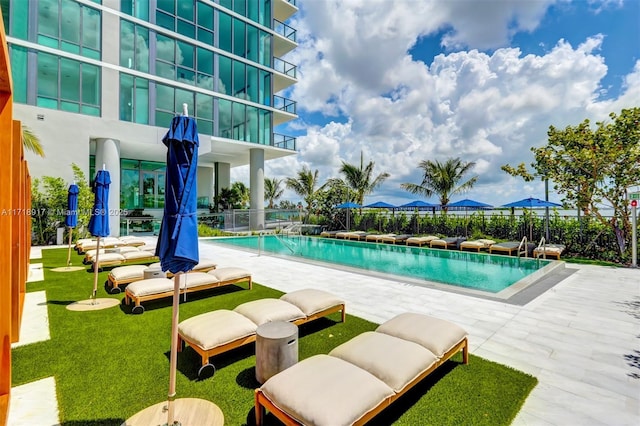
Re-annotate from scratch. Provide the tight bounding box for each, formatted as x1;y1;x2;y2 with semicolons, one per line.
9;239;640;425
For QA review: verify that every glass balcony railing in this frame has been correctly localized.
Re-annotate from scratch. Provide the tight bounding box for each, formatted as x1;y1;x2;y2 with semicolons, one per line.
274;133;296;150
273;19;296;42
273;57;297;78
273;95;297;114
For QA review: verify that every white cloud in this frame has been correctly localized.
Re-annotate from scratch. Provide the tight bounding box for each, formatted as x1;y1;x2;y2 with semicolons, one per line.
251;0;640;207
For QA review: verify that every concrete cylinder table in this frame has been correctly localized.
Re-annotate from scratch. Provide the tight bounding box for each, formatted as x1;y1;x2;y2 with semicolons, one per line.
255;321;298;384
143;265;165;280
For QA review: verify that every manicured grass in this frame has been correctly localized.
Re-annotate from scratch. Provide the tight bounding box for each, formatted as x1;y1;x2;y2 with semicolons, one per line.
14;248;537;425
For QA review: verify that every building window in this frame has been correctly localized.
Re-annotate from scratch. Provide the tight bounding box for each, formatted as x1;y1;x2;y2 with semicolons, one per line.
9;45;28;103
217;97;272;144
218;10;271;66
120;74;149;124
121;0;149;20
120;20;150;72
120;159;166;210
219;0;271;27
36;51;101;116
37;0;101;60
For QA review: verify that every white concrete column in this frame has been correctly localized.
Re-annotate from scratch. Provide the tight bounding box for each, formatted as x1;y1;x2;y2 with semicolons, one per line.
250;148;265;230
94;138;121;237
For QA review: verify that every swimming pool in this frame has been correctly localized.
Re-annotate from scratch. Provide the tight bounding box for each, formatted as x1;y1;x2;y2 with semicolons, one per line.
204;235;560;297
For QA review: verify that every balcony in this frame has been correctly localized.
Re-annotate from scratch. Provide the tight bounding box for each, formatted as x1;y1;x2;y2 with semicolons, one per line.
273;57;297;92
273;95;297;126
274;0;298;22
273;19;297;57
274;133;296;150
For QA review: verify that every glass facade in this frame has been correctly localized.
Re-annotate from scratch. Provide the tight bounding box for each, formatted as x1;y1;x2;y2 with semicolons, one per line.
2;0;296;154
120;159;166;210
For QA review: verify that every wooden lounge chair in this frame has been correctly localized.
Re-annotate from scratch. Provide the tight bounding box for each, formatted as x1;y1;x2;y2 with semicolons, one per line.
336;231;367;240
76;237;147;253
533;243;566;260
124;267;251;314
430;237;466;249
84;245;156;263
90;249;158;270
177;288;346;376
459;239;496;252
365;233;394;243
406;235;438;247
489;241;535;256
106;259;218;294
379;234;412;244
255;312;468;425
320;230;347;238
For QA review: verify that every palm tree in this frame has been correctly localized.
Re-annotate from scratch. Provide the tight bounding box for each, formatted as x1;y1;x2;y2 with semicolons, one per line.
339;152;390;206
401;157;478;212
23;125;45;157
231;181;250;208
264;177;284;209
285;166;320;213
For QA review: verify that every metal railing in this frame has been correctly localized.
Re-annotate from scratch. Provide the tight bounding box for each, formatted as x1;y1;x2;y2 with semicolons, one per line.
274;133;296;150
273;19;296;42
274;95;297;114
273;57;297;78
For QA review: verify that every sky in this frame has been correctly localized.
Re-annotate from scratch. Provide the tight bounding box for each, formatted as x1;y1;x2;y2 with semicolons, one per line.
232;0;640;207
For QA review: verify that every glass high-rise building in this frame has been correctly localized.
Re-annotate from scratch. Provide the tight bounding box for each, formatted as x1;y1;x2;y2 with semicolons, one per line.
1;0;298;232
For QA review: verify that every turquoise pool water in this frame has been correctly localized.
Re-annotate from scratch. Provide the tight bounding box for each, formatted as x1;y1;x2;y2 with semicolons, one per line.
205;236;551;293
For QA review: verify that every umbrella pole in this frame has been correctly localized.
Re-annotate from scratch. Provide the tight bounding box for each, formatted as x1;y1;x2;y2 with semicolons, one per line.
167;272;181;426
92;236;100;303
66;227;73;266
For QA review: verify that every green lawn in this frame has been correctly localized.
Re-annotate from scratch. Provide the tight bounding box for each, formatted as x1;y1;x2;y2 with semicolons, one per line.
14;248;537;425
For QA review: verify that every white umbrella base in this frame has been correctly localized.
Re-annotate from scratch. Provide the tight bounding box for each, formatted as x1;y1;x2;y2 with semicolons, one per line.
122;398;224;426
66;298;120;311
50;266;84;272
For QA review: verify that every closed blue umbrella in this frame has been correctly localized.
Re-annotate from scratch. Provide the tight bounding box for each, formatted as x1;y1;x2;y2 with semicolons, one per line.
65;184;79;267
155;107;200;425
88;170;110;299
88;170;110;237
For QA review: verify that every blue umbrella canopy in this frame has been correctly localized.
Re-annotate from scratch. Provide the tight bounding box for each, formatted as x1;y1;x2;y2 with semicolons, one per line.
502;197;561;208
88;170;110;237
155;114;200;274
364;201;396;208
335;201;361;209
446;198;493;209
399;200;437;209
65;184;79;228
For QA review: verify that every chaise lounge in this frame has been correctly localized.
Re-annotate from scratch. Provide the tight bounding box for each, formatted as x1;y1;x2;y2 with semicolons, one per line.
379;234;412;244
489;241;535;257
430;237;467;249
533;243;566;260
177;288;346;376
124;267;251;314
459;239;496;252
255;312;468;425
406;235;438;247
90;249;159;270
106;259;218;293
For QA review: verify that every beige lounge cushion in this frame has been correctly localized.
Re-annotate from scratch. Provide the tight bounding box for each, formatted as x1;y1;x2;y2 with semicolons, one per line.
193;259;217;270
122;251;157;261
376;313;467;359
280;289;344;317
126;278;173;297
459;241;484;249
178;309;258;350
260;354;394;426
86;246;139;258
234;299;304;326
109;265;149;281
178;272;219;288
94;253;126;263
477;239;496;246
208;267;250;282
329;331;437;392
